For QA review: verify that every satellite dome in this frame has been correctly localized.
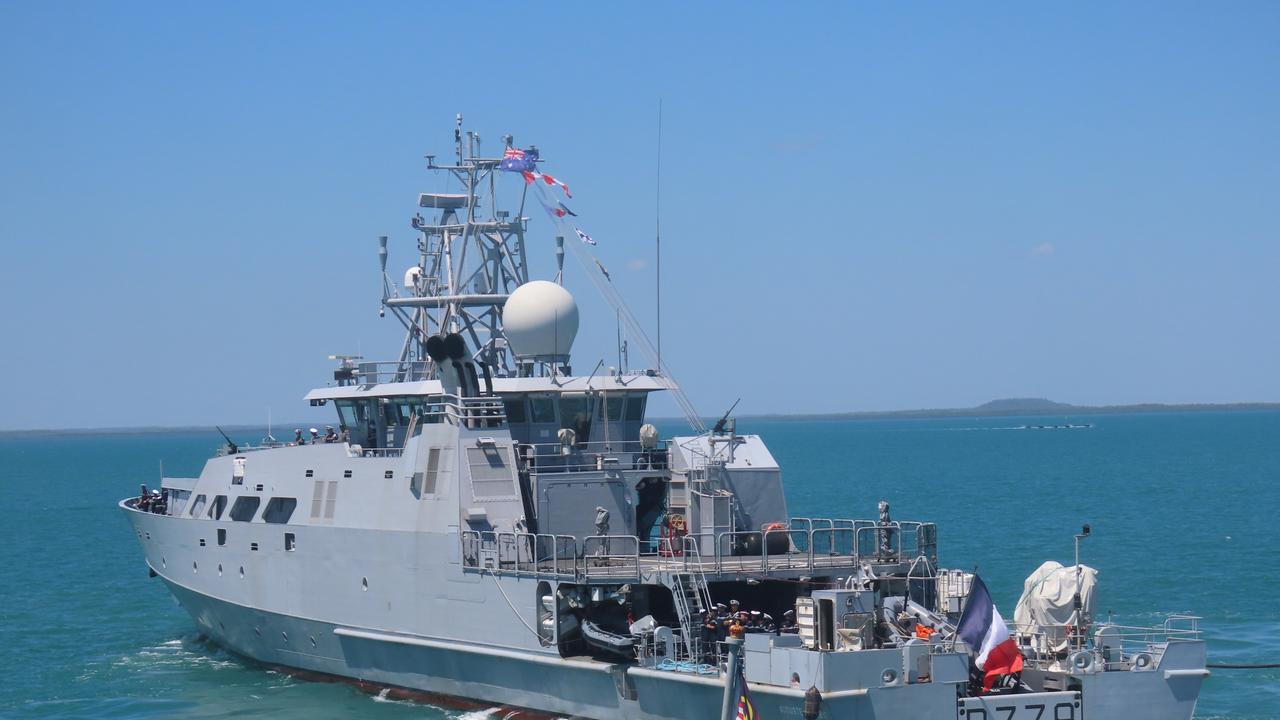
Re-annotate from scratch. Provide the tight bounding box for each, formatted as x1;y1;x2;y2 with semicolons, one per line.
503;280;578;358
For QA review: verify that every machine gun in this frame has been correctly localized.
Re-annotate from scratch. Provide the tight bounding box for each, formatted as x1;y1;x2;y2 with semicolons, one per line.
711;398;740;435
216;425;238;454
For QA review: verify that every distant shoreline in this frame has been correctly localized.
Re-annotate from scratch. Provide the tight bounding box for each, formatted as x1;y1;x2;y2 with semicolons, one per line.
3;400;1278;437
737;401;1280;423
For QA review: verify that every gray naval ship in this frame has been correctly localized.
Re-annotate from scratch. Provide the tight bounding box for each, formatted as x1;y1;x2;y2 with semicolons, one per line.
123;119;1208;719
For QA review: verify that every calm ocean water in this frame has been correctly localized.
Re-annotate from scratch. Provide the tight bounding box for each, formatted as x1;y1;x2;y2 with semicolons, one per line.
1;411;1276;719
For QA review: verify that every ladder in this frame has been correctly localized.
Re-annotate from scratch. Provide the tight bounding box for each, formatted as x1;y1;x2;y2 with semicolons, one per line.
670;570;713;659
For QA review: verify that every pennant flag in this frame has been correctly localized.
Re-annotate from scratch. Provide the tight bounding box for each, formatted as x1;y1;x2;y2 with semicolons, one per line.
536;196;576;219
594;258;611;281
575;228;597;245
499;146;539;173
520;170;572;198
957;575;1024;692
735;666;758;720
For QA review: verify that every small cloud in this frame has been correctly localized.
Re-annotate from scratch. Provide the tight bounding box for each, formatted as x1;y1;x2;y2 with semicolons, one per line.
626;258;649;271
1029;242;1054;257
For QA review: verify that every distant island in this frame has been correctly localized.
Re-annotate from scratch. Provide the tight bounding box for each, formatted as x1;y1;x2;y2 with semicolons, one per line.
4;397;1280;436
742;397;1280;422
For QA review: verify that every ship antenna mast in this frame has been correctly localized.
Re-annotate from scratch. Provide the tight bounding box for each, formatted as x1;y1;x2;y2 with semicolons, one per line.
655;98;663;375
377;115;531;380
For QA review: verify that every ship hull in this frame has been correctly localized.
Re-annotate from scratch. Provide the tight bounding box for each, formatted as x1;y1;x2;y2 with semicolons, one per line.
153;571;972;719
124;491;1203;720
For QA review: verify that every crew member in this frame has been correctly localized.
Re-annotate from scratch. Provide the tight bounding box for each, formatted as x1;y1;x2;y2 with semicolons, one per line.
594;506;610;557
323;426;337;443
780;609;798;634
294;428;305;445
699;611;719;662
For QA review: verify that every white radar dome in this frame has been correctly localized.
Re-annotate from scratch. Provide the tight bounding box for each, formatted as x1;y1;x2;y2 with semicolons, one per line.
502;280;579;358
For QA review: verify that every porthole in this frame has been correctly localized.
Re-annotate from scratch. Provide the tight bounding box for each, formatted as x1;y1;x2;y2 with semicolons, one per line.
309;636;317;647
254;626;261;637
219;621;226;631
192;562;198;573
218;564;223;576
161;557;166;569
281;631;288;643
239;566;245;579
361;577;369;592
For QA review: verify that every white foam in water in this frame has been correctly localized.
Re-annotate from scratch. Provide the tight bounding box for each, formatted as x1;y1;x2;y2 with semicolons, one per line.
455;708;504;720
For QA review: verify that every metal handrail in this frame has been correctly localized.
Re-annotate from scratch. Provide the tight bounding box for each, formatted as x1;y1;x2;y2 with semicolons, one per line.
580;535;641;579
462;519;940;581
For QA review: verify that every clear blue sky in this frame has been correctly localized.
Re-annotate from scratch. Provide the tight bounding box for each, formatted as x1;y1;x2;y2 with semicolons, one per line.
1;2;1277;430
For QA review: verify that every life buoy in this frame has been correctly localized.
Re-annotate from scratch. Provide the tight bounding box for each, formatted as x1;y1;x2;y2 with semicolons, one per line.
659;514;687;557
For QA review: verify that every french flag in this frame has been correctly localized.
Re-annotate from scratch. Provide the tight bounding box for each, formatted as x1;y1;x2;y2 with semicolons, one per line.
956;575;1024;692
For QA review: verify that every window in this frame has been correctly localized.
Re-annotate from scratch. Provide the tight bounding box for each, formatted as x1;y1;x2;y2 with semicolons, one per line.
625;394;647;422
503;398;527;423
208;495;228;520
559;394;593;441
285;533;296;551
189;494;207;517
229;496;260;522
250;542;259;551
600;394;625;422
383;396;421;427
217;528;227;546
262;497;297;524
529;396;556;424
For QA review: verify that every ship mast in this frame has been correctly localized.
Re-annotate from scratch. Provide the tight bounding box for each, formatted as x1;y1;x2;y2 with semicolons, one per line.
379;114;530;380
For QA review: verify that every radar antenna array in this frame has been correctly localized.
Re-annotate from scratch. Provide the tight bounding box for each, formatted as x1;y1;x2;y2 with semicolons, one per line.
379;116;530;380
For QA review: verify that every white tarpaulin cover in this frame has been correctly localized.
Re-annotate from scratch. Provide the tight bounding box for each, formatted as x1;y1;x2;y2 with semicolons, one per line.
1013;560;1098;654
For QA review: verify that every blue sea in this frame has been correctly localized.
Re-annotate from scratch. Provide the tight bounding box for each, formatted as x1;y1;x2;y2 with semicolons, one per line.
2;411;1277;719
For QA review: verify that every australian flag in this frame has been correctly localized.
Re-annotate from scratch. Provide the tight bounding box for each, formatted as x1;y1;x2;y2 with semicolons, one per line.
499;146;539;173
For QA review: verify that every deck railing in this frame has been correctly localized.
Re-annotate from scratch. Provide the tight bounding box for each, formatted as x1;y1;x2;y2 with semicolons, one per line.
460;517;937;581
1008;615;1203;671
520;440;668;474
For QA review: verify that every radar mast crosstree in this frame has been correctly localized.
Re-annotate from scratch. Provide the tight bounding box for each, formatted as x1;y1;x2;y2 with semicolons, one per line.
377;115;705;432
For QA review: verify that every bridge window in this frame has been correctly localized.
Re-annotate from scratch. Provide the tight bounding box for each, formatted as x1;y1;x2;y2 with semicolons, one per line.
503;398;527;423
559;394;594;442
262;497;297;524
600;394;625;422
529;396;556;424
189;494;207;517
229;496;260;522
625;395;647;422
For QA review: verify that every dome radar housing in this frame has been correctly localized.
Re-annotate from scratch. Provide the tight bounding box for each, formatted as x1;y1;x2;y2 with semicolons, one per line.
502;280;579;360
